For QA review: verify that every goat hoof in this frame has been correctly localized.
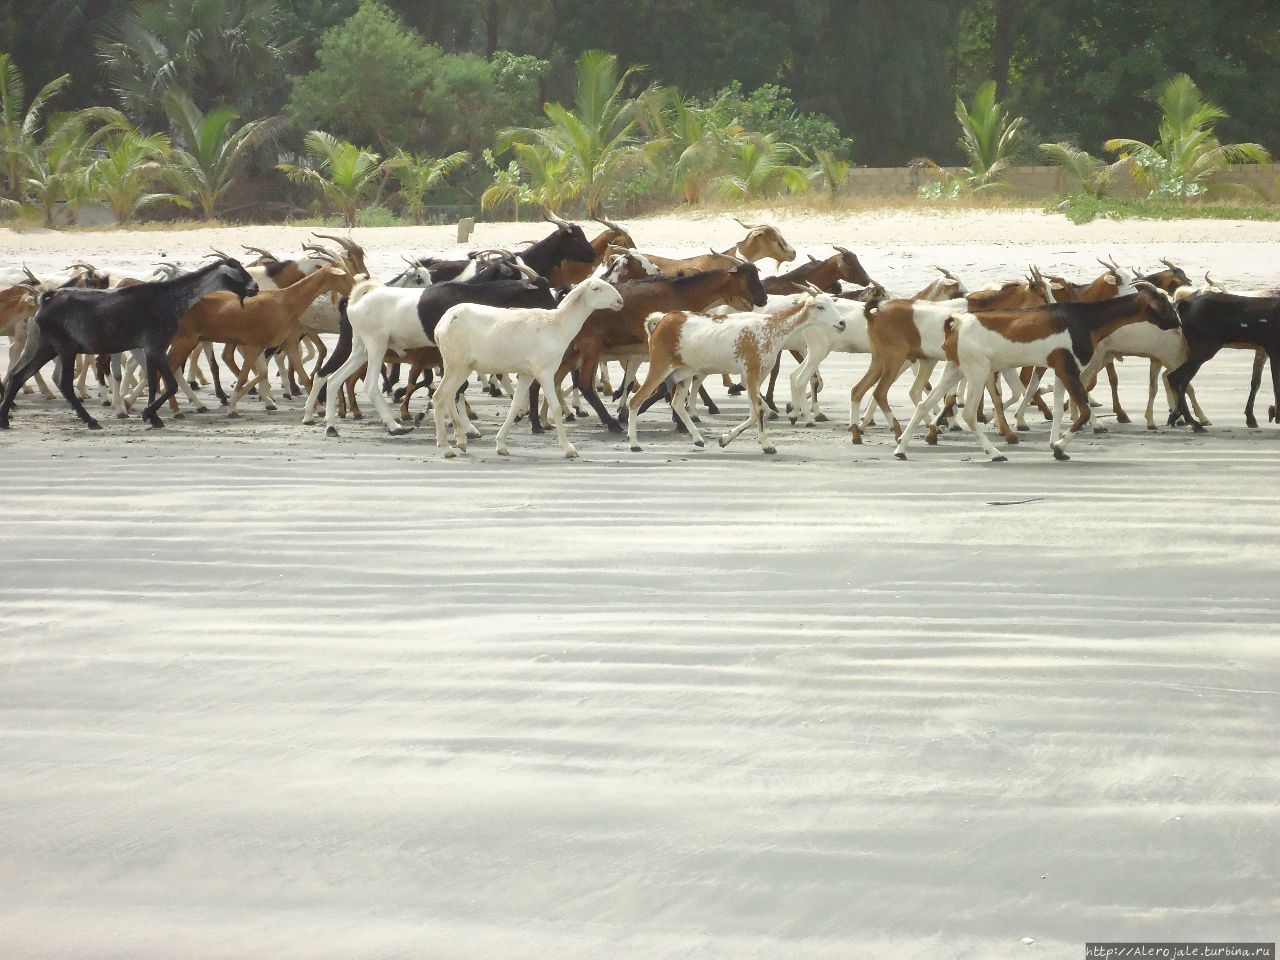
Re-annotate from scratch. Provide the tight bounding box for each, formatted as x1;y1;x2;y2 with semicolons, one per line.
850;431;863;445
788;416;797;425
466;428;482;440
1092;425;1108;434
325;426;338;438
1004;434;1019;444
265;405;277;413
415;413;426;425
705;403;720;416
1192;424;1206;434
693;439;704;448
1116;412;1130;424
196;406;209;414
188;380;199;390
147;419;164;430
116;412;128;419
606;422;624;434
0;419;9;430
727;384;744;396
564;448;579;459
1016;424;1030;432
1246;417;1258;429
925;429;939;446
629;444;642;452
173;410;185;419
1147;423;1157;431
718;435;730;448
302;418;315;426
563;411;576;422
763;446;777;455
894;451;907;460
443;447;456;459
1052;448;1070;461
496;447;509;456
388;426;413;437
226;411;241;419
87;419;103;431
100;399;111;407
766;409;779;421
992;454;1009;462
815;412;829;423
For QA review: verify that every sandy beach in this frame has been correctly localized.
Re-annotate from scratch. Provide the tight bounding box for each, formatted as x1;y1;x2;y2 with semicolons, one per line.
1;209;1277;959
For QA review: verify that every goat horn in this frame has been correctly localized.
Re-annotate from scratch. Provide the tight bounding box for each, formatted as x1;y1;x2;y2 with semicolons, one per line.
594;216;624;233
311;232;362;256
732;216;763;230
1160;257;1178;271
241;245;278;262
21;264;40;286
206;249;233;261
513;258;539;280
1204;271;1215;286
802;281;824;295
543;210;570;227
933;265;960;282
301;243;341;264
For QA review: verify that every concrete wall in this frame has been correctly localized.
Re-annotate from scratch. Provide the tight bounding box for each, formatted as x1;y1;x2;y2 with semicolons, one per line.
842;163;1280;201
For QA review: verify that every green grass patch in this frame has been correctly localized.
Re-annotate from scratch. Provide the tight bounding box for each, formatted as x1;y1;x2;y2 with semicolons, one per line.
1049;192;1280;224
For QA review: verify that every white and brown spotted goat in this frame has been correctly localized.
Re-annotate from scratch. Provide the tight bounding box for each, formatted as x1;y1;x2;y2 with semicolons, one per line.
627;289;846;454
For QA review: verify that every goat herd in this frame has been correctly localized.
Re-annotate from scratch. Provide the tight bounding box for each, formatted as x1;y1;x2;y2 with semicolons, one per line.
0;214;1277;462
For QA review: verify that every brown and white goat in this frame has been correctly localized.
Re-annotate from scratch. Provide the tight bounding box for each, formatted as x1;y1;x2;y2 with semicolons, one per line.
893;284;1182;462
627;293;846;454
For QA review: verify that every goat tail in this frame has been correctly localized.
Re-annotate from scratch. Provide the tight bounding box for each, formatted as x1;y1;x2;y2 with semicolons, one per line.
345;277;380;309
644;311;667;336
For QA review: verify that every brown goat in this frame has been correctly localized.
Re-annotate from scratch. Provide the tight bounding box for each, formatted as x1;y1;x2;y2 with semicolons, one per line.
167;266;358;416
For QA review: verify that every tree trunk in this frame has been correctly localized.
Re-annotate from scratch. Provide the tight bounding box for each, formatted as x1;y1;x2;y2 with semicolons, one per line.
485;0;499;58
992;0;1016;101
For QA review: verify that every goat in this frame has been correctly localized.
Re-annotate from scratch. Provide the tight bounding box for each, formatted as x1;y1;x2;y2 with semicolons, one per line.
762;247;873;295
548;218;636;287
416;213;597;283
0;257;258;430
309;272;555;436
893;283;1182;462
556;263;769;432
432;277;624;459
913;267;968;302
1166;291;1280;431
166;265;358;416
635;220;796;277
627;293;846;454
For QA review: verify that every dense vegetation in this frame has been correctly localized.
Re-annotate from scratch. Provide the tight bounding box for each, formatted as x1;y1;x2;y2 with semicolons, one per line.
0;0;1276;224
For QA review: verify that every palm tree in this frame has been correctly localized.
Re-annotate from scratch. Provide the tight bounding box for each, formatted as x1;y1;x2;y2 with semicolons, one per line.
811;147;851;200
390;149;469;224
499;49;660;217
1104;74;1270;198
166;94;284;220
481;141;580;215
98;0;287;120
656;93;742;205
89;129;188;223
20;113;104;227
955;81;1025;191
1040;142;1130;199
0;53;70;201
712;133;810;202
279;131;386;228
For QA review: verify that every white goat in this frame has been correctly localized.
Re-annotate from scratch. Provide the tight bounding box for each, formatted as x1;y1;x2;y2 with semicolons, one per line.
432;277;624;459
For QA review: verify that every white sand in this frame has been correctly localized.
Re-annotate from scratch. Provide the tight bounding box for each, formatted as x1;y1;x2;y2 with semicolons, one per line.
1;211;1278;960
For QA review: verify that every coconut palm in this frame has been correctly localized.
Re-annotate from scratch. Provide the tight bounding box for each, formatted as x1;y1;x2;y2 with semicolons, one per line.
499;49;660;217
481;142;580;215
955;81;1025;191
389;149;469;224
811;147;851;200
1039;142;1130;199
166;94;285;220
655;93;742;205
1104;74;1270;198
97;0;287;120
20;113;101;227
712;133;810;202
89;129;189;223
278;131;386;228
0;53;71;201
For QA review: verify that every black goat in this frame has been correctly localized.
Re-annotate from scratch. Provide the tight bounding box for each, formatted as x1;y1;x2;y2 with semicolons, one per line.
0;257;258;431
415;218;596;283
1167;292;1280;431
